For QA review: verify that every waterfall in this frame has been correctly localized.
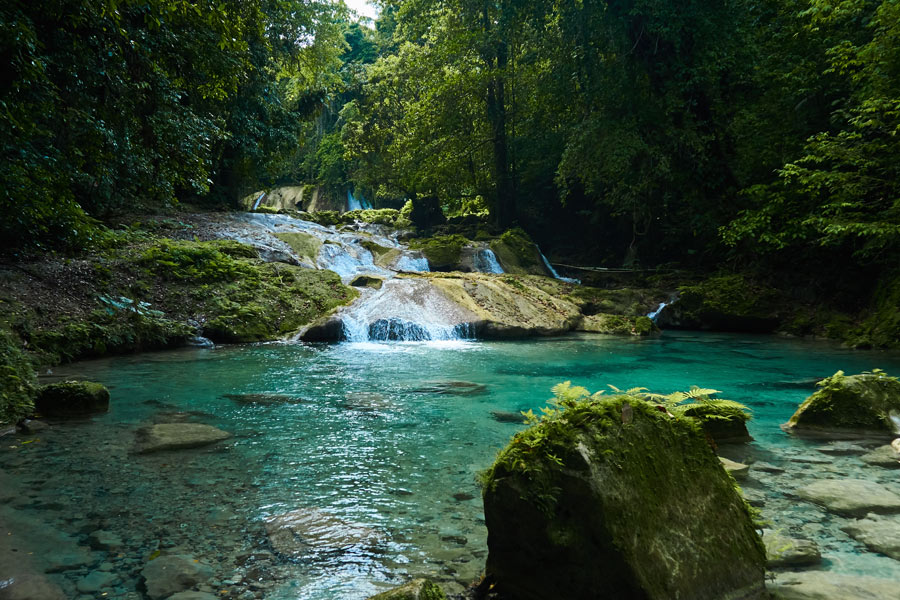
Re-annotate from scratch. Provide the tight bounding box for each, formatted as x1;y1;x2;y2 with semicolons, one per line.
647;302;667;323
340;280;476;342
539;249;580;284
347;190;372;211
474;248;504;274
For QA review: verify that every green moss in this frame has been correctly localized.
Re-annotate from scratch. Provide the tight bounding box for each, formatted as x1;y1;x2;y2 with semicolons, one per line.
34;380;109;417
137;239;256;283
300;208;410;229
787;369;900;432
0;328;36;425
275;232;322;262
408;234;468;270
489;228;546;275
359;239;392;258
633;316;655;336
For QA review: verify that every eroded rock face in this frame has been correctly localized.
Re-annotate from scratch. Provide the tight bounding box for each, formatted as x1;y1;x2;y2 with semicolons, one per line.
481;396;766;600
135;423;232;453
34;380;110;417
785;370;900;434
141;555;214;600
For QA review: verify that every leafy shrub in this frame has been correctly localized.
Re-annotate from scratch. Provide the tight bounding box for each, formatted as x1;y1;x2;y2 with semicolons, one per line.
0;329;36;425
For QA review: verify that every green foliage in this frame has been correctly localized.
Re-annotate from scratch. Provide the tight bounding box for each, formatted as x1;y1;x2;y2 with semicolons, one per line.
0;328;36;425
645;386;752;423
137;240;256;283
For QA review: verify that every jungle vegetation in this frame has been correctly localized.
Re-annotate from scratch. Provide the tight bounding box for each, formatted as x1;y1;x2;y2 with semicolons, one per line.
1;0;899;309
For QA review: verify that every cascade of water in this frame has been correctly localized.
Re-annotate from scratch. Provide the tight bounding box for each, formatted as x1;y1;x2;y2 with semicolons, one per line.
647;302;667;322
474;248;504;274
340;280;476;342
539;249;580;284
347;190;373;211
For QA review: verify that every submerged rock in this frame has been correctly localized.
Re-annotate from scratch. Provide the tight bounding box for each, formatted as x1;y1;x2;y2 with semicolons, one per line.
135;423;232;453
767;571;899;600
264;508;383;559
481;395;766;600
491;410;525;424
841;513;900;560
785;370;900;434
795;478;900;516
0;573;67;600
34;380;109;417
75;570;119;593
414;381;488;397
761;530;821;568
860;444;900;468
141;555;214;600
223;393;305;406
366;579;447;600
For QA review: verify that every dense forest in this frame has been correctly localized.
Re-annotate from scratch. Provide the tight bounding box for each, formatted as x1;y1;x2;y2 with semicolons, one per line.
1;0;899;341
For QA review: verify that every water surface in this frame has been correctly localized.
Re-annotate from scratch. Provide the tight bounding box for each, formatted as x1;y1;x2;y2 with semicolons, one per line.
3;332;900;598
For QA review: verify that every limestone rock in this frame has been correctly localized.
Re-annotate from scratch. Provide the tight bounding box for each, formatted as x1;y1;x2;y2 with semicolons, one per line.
89;529;124;551
860;444;900;468
367;579;447;600
141;555;214;600
768;571;899;600
264;508;383;559
481;396;766;600
785;370;900;434
841;513;900;560
795;478;900;516
719;456;750;480
761;530;821;568
34;380;109;417
135;423;231;453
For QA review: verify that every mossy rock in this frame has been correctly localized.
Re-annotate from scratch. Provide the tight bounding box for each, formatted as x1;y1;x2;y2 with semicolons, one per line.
366;579;446;600
489;228;549;276
668;274;785;332
785;370;900;434
0;328;36;425
680;403;752;443
349;275;383;289
482;395;766;600
408;235;468;271
274;232;322;262
35;380;110;417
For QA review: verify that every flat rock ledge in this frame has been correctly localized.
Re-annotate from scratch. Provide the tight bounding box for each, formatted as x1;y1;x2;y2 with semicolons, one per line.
841;513;900;560
794;478;900;517
136;423;232;453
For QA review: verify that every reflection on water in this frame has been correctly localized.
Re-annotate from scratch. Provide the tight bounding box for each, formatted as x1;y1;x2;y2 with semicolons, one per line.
2;332;900;598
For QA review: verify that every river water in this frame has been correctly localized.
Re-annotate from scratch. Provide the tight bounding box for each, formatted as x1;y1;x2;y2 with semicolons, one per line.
3;332;900;598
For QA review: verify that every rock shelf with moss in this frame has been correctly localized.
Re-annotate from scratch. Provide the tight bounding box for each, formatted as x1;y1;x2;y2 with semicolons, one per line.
786;370;900;434
481;388;766;600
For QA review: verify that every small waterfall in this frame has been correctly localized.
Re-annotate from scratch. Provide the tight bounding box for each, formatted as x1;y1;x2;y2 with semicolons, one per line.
647;302;667;323
539;249;580;284
474;248;504;274
340;279;476;342
347;190;372;211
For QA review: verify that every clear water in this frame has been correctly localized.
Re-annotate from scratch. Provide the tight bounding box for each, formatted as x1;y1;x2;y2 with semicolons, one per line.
3;332;900;599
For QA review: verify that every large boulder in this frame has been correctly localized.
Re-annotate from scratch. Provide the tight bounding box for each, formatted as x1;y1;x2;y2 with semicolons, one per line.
481;395;766;600
34;380;109;417
785;370;900;434
366;579;446;600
